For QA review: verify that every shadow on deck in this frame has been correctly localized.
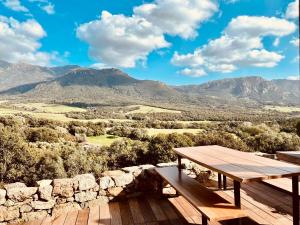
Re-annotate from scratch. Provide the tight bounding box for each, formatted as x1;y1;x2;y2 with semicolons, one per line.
17;180;299;225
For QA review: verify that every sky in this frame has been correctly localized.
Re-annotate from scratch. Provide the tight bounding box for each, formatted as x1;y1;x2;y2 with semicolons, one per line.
0;0;299;85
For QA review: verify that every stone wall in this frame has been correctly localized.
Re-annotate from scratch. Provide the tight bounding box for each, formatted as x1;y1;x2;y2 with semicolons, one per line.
0;161;208;224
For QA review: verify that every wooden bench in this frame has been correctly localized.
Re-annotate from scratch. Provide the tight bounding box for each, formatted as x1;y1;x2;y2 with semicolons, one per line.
155;167;246;225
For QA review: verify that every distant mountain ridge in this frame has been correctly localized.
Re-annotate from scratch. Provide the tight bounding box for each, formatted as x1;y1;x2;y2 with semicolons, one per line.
0;60;299;106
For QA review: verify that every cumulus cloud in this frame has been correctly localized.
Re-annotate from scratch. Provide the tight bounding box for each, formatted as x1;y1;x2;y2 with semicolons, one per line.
0;16;53;66
77;11;170;68
285;0;299;19
290;37;300;47
171;16;296;76
171;50;204;67
41;3;55;14
2;0;28;12
77;0;218;67
134;0;218;39
178;68;206;77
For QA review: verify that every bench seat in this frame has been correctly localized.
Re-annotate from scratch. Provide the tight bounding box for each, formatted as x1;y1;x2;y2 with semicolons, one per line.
155;167;246;222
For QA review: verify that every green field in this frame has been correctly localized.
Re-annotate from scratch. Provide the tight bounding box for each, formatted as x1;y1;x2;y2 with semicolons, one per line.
146;128;202;136
86;135;122;146
265;106;300;113
127;105;181;114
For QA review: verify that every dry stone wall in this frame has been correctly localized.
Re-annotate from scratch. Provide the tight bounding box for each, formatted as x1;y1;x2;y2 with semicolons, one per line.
0;160;208;224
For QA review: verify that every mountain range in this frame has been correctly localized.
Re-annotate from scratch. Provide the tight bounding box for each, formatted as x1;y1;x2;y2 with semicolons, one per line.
0;60;299;107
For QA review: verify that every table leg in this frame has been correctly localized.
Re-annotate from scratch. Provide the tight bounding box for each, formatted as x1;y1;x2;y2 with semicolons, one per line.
223;175;227;190
234;180;241;208
292;176;299;225
178;155;182;170
218;173;222;189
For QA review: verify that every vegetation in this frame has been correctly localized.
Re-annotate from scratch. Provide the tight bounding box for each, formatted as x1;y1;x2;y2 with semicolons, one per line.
1;113;300;185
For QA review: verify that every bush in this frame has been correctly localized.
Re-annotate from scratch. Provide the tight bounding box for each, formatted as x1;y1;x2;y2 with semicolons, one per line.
26;127;60;143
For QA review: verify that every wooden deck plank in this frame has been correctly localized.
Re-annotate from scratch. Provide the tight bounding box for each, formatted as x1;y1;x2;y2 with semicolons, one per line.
75;208;89;225
99;203;110;225
147;197;168;221
128;198;145;224
87;206;100;225
52;213;68;225
64;210;79;225
277;151;300;165
40;217;53;225
119;201;134;225
263;178;300;196
137;196;157;223
109;202;122;225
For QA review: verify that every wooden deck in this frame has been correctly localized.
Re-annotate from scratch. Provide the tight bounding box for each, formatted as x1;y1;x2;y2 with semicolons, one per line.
20;180;300;225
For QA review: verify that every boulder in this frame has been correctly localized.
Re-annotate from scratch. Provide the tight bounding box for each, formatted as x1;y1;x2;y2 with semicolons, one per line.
74;191;97;203
84;197;109;208
112;173;134;187
0;206;19;222
4;183;26;191
6;187;37;202
99;176;115;190
52;178;74;198
52;202;81;217
0;189;6;205
122;166;140;173
102;170;124;177
31;200;55;210
36;180;52;187
108;187;123;197
22;211;48;222
73;174;97;191
38;185;53;201
20;204;32;213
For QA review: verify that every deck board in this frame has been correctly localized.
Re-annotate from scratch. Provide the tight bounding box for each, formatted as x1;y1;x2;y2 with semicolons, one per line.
19;180;300;225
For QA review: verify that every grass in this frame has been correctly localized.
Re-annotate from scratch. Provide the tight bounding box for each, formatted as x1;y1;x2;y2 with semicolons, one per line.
146;128;202;136
127;105;181;114
86;135;122;146
265;106;300;113
13;102;87;113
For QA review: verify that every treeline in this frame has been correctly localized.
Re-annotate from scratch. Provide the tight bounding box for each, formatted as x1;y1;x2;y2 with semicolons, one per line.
1;115;300;185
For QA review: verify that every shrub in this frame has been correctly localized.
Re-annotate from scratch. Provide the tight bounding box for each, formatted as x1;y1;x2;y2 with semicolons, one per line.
26;127;60;143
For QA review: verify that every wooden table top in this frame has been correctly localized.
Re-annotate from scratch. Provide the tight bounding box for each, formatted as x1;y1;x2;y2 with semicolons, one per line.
174;145;300;183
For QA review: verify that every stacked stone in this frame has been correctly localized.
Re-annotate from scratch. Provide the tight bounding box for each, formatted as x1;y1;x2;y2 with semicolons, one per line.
0;164;160;224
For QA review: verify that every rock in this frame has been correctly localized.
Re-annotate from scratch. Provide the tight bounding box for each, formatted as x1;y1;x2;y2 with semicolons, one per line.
108;187;123;197
22;211;48;222
112;173;134;187
38;185;53;201
52;202;81;217
0;189;6;205
56;198;67;204
99;189;106;196
66;197;74;202
122;166;140;173
99;176;115;190
31;200;55;210
84;197;109;208
157;162;177;167
53;178;74;198
0;206;20;222
73;174;97;191
3;200;14;207
4;183;26;191
139;164;155;170
36;180;52;187
102;170;124;177
6;187;37;202
20;204;32;213
33;194;39;201
74;191;97;203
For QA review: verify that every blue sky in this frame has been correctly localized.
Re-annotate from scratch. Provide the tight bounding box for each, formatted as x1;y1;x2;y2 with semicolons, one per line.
0;0;299;85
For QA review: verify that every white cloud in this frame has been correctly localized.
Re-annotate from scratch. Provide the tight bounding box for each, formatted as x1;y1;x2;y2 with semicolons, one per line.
223;0;239;4
0;16;53;66
286;0;299;19
178;68;207;77
77;11;170;68
134;0;218;39
273;38;280;47
290;37;300;47
41;2;55;14
225;16;296;38
2;0;28;12
90;63;110;70
171;16;295;75
287;75;300;80
171;50;204;67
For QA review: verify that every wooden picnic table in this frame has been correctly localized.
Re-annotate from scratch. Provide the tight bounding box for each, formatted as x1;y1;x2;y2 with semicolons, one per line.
174;145;300;225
